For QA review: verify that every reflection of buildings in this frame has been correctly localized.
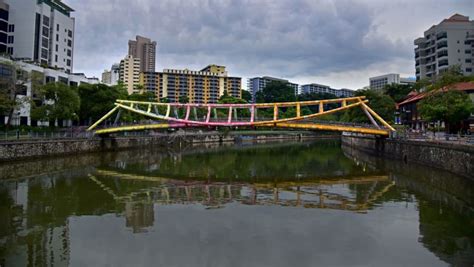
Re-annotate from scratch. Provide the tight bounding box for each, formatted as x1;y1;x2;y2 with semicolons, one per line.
1;180;70;266
125;202;154;233
342;143;474;266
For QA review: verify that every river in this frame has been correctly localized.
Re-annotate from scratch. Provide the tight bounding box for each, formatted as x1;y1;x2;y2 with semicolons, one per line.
0;139;473;266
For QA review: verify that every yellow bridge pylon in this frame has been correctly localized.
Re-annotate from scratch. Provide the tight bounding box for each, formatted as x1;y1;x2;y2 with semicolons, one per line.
87;96;395;136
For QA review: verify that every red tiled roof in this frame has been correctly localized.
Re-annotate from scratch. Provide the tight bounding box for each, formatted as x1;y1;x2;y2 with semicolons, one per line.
397;81;474;107
442;13;469;23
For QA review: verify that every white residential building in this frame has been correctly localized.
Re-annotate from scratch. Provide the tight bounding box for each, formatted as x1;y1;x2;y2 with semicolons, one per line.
0;57;98;126
415;14;474;80
369;73;415;90
119;55;140;94
301;83;355;98
6;0;75;73
248;76;299;102
101;63;120;85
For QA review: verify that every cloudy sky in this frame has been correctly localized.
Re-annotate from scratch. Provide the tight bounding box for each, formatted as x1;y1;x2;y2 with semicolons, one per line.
68;0;473;90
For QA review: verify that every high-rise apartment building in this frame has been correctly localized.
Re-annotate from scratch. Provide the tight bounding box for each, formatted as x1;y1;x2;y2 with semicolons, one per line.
248;76;299;102
300;83;355;98
140;65;241;104
128;35;156;72
369;73;416;90
6;0;75;73
0;0;13;55
101;63;120;85
415;14;474;80
119;55;140;94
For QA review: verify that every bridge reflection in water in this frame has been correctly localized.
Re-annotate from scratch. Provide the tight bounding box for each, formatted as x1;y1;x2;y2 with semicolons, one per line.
1;141;473;266
89;169;394;233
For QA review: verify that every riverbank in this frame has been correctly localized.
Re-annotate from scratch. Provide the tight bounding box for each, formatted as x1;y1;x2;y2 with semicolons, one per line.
0;131;337;162
342;134;474;179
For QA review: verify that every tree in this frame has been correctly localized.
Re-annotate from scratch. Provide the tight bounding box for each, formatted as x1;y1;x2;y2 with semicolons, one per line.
0;62;32;126
384;84;414;103
255;81;296;103
218;91;247;104
178;95;189;104
31;82;80;125
127;91;156;102
241;90;252;102
429;65;474;90
342;89;396;124
418;90;474;133
77;83;127;125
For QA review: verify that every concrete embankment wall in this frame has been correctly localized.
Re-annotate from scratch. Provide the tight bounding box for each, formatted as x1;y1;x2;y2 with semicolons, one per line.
0;132;328;162
341;135;474;179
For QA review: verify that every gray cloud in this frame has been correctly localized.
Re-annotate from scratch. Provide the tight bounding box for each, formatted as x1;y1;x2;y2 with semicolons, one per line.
68;0;473;89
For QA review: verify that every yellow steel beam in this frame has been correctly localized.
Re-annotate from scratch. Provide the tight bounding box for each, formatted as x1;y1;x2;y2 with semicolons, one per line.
251;100;368;125
268;122;390;136
94;123;170;134
87;105;119;131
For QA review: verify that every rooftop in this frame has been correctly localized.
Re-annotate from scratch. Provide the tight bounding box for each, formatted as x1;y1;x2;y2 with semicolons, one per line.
397;81;474;107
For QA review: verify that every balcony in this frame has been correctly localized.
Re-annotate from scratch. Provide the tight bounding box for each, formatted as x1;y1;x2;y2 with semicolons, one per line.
436;32;447;40
437;50;448;58
438;60;449;67
437;41;447;49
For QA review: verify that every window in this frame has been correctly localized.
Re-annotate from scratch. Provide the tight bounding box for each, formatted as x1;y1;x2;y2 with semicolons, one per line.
56;24;59;31
467;68;472;72
466;50;472;54
41;48;48;59
42;26;49;37
67;49;71;57
66;59;71;67
8;24;14;32
67;39;72;47
467;59;472;63
42;15;49;26
6;47;12;54
0;63;12;77
68;30;72;37
55;55;58;62
41;37;48;48
7;35;13;44
56;34;58;41
45;76;56;83
55;44;58;51
0;9;8;21
0;21;7;32
0;32;6;43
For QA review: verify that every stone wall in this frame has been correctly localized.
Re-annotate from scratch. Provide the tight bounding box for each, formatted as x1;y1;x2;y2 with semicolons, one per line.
342;134;474;179
0;132;329;162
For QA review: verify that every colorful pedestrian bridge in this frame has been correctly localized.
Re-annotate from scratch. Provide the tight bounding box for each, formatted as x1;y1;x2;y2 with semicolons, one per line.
87;96;395;136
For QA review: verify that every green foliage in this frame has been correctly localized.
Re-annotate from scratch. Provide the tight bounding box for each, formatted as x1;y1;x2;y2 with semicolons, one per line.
127;91;156;102
241;90;252;102
218;91;247;104
31;82;80;122
297;92;335;101
427;65;474;91
383;84;413;103
255;81;296;103
78;83;128;124
418;90;474;132
342;89;395;124
178;95;189;104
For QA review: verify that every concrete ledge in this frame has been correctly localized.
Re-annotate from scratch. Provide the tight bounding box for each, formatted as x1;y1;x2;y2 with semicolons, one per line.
0;132;333;162
342;135;474;179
